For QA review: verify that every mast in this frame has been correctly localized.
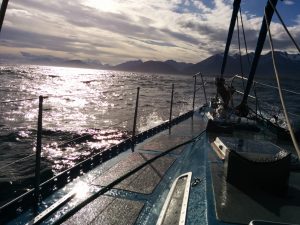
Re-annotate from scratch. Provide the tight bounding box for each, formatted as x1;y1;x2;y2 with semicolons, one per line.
0;0;9;32
236;0;278;116
220;0;241;77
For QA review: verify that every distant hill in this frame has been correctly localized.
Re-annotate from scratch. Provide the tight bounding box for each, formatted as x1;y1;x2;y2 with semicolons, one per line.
182;51;300;77
164;60;193;72
114;60;143;71
1;51;299;76
131;61;179;74
183;54;224;75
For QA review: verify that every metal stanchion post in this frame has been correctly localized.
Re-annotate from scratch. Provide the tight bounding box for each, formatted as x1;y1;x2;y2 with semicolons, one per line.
34;96;43;210
132;87;140;152
169;84;174;134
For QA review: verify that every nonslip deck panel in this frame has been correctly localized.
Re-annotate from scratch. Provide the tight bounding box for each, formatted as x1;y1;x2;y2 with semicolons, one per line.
139;135;190;154
169;116;207;137
92;153;176;194
211;163;300;224
62;196;144;225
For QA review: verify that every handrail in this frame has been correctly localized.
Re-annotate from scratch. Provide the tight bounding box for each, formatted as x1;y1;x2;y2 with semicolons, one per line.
235;90;256;99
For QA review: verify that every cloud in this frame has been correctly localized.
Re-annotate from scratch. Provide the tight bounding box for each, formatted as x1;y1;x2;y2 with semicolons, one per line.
283;0;295;6
0;0;299;64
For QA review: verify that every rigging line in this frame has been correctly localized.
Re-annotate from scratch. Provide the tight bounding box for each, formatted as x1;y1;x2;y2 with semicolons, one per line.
239;7;252;66
0;98;38;104
0;153;35;170
45;88;136;98
52;129;206;225
57;119;133;148
237;13;245;90
45;88;136;99
288;111;300;118
265;11;300;158
233;75;300;95
268;0;300;53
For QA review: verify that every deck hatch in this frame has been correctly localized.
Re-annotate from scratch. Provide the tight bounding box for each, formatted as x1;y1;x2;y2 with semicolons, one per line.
156;172;192;225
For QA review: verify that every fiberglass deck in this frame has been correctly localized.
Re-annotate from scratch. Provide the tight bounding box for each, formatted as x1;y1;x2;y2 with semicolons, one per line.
49;114;208;225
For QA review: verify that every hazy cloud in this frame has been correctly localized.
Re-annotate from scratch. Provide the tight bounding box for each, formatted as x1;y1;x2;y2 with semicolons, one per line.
0;0;299;64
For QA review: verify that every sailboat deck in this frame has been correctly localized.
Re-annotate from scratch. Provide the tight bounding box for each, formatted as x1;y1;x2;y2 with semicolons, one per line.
6;113;208;225
6;108;299;225
58;115;207;225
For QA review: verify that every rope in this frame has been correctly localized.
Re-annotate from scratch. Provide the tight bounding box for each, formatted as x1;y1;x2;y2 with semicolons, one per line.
0;98;38;104
233;75;300;95
268;0;300;53
288;111;300;118
265;10;300;158
239;7;252;65
52;129;206;225
236;13;245;90
0;153;35;170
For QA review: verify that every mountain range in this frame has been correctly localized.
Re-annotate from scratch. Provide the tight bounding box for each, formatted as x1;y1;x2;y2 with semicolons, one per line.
1;51;299;76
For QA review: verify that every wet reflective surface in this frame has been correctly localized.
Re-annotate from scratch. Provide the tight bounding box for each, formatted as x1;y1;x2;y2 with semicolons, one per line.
0;65;206;205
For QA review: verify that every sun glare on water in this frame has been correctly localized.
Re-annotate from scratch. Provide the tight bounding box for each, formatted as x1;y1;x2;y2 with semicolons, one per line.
72;181;90;199
83;0;118;12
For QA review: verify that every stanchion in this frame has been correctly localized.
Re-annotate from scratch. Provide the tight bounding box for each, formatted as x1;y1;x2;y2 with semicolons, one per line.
192;75;197;115
34;96;43;210
132;87;140;152
169;84;174;134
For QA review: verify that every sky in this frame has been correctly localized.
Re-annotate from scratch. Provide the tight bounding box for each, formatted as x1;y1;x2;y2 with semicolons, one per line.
0;0;299;65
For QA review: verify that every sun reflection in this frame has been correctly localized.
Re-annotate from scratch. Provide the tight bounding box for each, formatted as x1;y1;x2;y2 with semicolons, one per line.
72;181;90;199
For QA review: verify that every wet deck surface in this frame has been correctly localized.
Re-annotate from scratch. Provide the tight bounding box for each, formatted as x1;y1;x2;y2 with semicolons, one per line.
92;153;175;194
211;162;300;225
63;196;144;225
139;135;189;154
58;115;206;225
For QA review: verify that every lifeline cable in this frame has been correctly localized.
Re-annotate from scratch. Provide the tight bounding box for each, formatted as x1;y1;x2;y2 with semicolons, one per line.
0;98;38;104
0;153;35;170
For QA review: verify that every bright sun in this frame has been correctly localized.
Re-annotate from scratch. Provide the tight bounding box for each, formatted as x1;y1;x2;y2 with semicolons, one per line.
84;0;118;12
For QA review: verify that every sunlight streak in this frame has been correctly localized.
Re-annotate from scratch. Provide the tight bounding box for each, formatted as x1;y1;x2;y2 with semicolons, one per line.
72;181;90;199
83;0;118;12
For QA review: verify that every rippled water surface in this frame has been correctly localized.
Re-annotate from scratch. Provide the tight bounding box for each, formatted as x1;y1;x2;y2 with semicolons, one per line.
0;64;211;203
0;64;299;204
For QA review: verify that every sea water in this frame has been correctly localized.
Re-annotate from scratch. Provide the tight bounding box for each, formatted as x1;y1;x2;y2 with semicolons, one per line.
0;64;299;205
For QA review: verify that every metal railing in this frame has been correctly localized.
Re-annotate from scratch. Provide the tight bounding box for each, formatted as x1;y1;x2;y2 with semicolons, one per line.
0;72;207;223
231;74;300;121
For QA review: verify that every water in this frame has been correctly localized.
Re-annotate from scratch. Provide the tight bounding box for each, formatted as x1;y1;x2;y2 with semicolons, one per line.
0;64;213;204
0;64;299;205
